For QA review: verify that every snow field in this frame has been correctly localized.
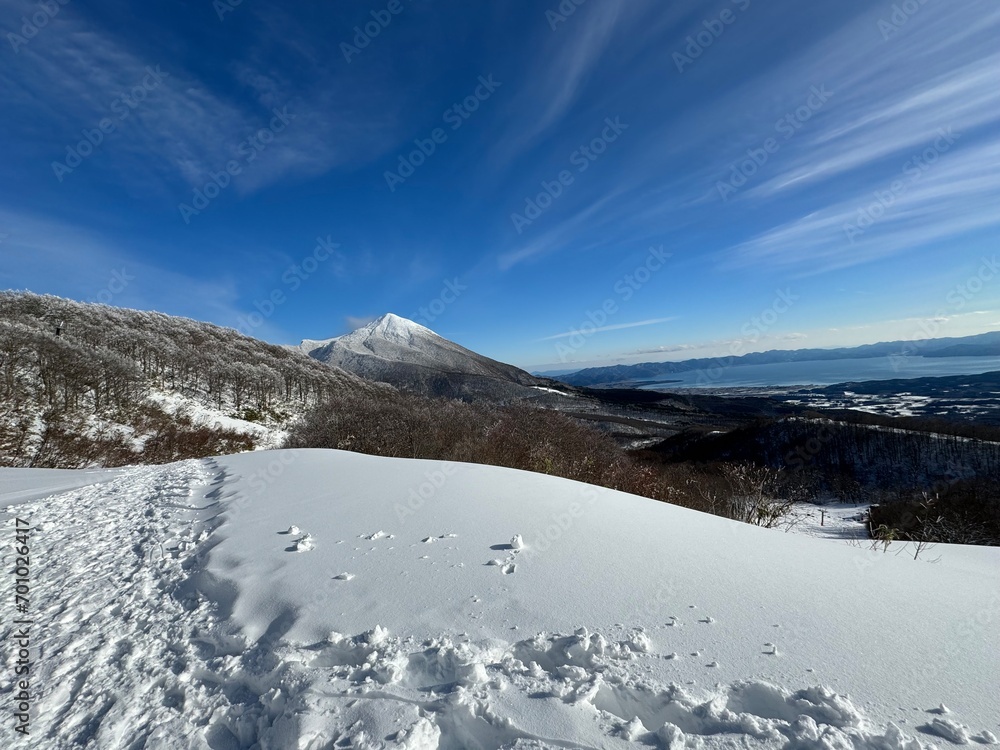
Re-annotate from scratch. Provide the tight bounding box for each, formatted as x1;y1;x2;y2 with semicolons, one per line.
1;449;998;749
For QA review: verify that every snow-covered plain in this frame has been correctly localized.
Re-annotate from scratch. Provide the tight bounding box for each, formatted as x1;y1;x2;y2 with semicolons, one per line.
1;450;998;749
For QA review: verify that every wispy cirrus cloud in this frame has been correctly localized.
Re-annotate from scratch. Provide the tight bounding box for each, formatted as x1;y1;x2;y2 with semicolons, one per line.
740;9;1000;200
0;0;402;197
722;138;1000;273
487;1;625;165
709;0;1000;272
539;315;677;341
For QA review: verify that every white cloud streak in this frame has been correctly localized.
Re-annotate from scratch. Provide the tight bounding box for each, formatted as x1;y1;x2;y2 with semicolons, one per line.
539;316;677;341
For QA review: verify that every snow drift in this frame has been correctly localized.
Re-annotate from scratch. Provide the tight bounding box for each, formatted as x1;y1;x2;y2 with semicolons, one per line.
1;449;997;749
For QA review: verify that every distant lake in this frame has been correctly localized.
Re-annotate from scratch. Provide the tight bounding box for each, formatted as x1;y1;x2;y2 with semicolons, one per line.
638;355;1000;389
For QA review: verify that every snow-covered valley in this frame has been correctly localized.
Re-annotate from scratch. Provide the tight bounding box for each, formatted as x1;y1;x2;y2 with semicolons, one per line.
2;450;997;749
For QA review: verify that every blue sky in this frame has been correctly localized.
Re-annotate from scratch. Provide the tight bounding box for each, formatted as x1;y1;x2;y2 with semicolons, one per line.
1;0;999;372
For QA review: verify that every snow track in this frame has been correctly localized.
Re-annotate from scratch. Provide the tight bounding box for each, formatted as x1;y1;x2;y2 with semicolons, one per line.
2;454;997;749
1;459;237;749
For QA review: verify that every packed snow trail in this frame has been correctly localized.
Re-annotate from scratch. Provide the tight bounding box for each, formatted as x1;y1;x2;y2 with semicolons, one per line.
2;451;998;749
1;459;240;748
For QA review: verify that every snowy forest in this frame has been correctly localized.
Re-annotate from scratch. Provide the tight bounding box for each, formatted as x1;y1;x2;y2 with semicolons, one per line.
0;292;377;467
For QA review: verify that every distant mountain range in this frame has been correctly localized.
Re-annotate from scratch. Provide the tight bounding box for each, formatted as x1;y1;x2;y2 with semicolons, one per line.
553;330;1000;387
299;313;550;399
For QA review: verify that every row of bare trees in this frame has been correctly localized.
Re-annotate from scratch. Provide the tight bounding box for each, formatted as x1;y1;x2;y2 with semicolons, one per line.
284;389;803;529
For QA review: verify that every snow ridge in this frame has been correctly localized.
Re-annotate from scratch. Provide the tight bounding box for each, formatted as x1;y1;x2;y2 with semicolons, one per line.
0;465;961;749
2;457;995;749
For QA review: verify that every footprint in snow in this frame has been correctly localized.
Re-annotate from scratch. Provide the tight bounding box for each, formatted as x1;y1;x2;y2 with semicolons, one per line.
287;534;315;552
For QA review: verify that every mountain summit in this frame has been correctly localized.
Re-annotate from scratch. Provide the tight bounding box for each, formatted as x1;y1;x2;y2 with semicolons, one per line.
300;314;547;399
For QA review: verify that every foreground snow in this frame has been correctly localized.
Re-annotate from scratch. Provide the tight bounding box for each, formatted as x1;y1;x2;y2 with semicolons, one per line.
1;450;998;749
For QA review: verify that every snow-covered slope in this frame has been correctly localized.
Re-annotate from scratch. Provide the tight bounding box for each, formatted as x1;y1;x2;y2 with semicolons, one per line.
0;292;378;467
302;314;547;399
1;451;998;749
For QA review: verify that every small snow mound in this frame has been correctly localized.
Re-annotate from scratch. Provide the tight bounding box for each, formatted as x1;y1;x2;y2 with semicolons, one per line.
620;716;646;741
395;717;441;749
973;731;998;745
293;534;315;552
928;704;951;715
922;718;971;744
625;629;653;654
361;625;390;645
421;536;436;543
656;722;692;750
510;533;525;550
284;525;300;535
727;681;863;728
363;530;389;540
333;572;354;581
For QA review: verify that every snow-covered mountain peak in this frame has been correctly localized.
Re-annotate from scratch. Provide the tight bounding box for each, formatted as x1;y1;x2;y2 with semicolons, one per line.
297;314;436;355
301;312;546;398
366;313;436;342
333;313;438;351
